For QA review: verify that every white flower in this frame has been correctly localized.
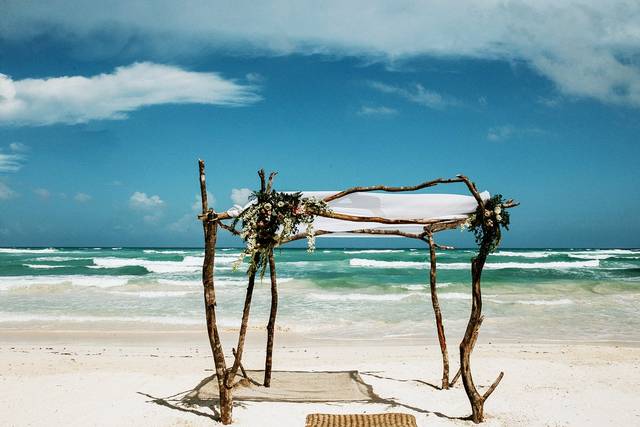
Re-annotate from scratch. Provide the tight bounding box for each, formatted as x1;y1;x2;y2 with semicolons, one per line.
486;219;494;227
496;214;502;222
277;201;284;207
264;202;272;210
494;206;502;215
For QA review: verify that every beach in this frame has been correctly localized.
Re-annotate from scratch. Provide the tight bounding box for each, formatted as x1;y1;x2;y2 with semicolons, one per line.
1;329;639;426
1;247;640;425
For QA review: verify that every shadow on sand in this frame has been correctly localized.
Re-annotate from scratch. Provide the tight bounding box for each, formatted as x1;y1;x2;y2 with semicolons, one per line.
139;370;466;422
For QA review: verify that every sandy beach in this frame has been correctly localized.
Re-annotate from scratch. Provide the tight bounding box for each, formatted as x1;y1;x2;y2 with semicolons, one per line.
2;329;639;427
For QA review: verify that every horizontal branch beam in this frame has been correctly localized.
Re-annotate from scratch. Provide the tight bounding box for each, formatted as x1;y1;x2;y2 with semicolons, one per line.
323;177;464;202
317;210;466;226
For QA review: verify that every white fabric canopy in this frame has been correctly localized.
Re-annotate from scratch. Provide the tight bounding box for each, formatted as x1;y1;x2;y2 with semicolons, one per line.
227;190;489;235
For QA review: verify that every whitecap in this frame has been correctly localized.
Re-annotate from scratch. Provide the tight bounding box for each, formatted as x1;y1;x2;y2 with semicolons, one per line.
349;259;425;269
0;275;135;290
22;264;66;269
343;249;404;254
488;298;573;306
109;290;196;298
90;255;234;273
32;256;90;262
0;248;58;254
493;251;551;258
308;292;419;302
0;312;201;325
143;249;190;254
351;259;600;270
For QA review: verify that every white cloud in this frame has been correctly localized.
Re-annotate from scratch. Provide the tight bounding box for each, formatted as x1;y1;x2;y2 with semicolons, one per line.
168;213;196;232
487;126;515;142
129;191;164;210
34;188;50;199
5;2;638;106
230;188;252;206
0;62;261;126
368;82;456;109
357;105;398;116
192;192;215;212
9;142;29;152
0;152;24;172
246;73;264;83
74;192;91;202
487;125;545;142
0;182;15;200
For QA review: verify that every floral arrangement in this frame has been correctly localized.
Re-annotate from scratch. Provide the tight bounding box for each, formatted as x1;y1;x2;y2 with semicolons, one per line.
231;189;330;275
461;194;510;253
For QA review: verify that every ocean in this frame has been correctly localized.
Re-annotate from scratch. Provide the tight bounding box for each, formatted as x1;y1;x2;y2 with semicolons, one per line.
1;247;639;343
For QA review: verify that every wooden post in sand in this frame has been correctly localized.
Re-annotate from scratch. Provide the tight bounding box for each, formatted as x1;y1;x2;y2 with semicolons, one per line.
458;175;504;423
198;160;233;424
264;250;278;386
425;232;450;390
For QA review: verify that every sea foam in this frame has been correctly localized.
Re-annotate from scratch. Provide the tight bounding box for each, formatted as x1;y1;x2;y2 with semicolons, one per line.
349;258;600;270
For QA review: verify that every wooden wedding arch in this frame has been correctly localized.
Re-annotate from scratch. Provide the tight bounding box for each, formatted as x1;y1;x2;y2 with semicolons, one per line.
196;160;518;424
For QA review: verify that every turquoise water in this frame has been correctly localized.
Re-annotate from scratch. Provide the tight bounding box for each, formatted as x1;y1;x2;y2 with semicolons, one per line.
1;247;639;342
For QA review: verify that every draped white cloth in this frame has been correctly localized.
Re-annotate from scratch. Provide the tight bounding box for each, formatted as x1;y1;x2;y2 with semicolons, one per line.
226;190;489;235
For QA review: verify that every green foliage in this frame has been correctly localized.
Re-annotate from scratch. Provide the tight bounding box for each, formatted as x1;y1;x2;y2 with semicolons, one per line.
462;194;510;253
231;188;329;276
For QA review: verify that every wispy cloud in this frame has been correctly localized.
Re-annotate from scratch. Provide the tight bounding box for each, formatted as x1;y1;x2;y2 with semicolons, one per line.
34;188;50;199
168;193;215;233
0;182;15;200
357;105;398;117
191;192;214;212
487;125;545;142
129;191;164;210
6;2;637;106
230;188;252;206
9;142;28;152
74;192;91;202
0;153;23;172
368;81;457;110
0;142;27;172
246;73;264;83
0;62;261;126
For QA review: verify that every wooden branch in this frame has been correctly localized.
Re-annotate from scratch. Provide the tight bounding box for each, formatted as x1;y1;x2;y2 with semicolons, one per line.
426;233;450;390
199;160;212;215
266;172;277;194
264;251;278;387
197;210;233;222
218;221;240;236
317;210;467;226
198;160;233;424
482;372;504;401
456;175;485;209
449;368;461;387
258;169;266;192
226;255;259;387
232;348;249;380
323;177;465;202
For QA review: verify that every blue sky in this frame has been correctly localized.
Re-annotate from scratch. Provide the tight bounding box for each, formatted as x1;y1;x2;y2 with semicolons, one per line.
1;1;639;248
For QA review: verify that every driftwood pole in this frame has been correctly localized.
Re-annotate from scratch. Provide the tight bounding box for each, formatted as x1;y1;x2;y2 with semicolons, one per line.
264;250;278;386
458;175;504;423
425;232;450;390
198;160;233;424
226;255;259;387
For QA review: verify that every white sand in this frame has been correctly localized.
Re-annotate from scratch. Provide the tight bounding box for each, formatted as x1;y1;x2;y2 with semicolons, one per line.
1;329;639;426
